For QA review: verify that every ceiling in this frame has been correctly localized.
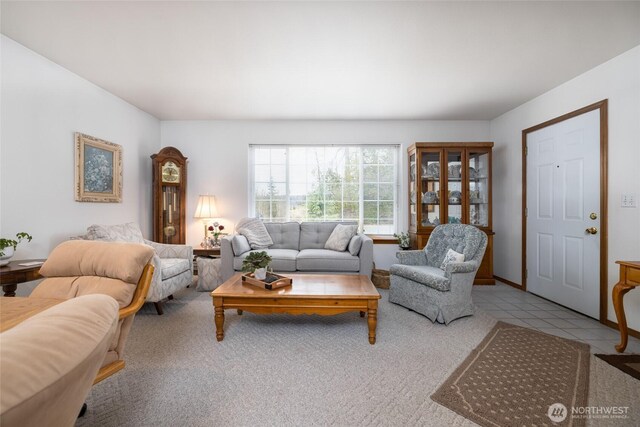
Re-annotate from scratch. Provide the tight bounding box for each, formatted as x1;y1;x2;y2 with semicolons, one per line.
2;1;639;121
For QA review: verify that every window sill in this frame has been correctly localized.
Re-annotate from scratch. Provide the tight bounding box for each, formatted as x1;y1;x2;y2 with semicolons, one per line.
366;235;398;245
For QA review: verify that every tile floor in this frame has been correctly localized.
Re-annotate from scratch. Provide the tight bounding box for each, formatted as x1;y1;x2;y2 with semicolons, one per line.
472;282;640;354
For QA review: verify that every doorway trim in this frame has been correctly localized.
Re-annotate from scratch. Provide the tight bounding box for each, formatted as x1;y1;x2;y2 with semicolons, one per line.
521;99;608;322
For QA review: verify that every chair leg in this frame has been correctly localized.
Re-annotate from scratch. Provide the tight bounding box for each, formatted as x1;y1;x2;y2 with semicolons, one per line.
154;301;164;315
168;294;174;300
78;403;87;418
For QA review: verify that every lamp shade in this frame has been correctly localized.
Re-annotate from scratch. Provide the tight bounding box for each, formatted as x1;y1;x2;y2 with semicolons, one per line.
194;195;219;219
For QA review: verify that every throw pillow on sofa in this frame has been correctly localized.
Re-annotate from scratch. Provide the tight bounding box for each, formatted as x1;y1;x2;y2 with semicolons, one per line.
325;224;358;252
231;234;251;256
348;235;362;256
440;248;465;270
86;222;145;243
236;218;273;249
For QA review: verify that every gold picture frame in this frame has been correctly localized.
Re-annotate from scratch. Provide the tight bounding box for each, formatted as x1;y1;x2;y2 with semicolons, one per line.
75;133;122;203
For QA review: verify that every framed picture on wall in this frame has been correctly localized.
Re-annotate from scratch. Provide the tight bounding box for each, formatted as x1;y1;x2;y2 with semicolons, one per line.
74;132;122;202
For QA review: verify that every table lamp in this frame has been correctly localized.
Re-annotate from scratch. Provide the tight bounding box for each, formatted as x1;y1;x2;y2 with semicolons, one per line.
194;195;218;248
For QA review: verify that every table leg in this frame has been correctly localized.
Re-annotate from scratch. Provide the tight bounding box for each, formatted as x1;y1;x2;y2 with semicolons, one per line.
213;299;225;342
367;302;377;345
613;281;634;353
2;284;17;297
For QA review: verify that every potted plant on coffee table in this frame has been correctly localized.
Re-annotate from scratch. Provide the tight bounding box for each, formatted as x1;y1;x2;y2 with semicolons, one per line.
241;251;272;280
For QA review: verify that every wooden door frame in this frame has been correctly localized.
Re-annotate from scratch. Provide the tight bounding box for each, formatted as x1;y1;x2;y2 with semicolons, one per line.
521;99;608;322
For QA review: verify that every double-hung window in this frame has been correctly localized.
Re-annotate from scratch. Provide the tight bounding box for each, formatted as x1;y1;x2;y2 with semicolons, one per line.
249;145;400;235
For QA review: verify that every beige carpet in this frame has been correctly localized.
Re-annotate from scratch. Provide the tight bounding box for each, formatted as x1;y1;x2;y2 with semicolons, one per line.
432;322;590;427
77;288;640;426
595;354;640;381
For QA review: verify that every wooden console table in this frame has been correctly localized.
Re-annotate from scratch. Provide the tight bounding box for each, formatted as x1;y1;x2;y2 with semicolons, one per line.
0;259;46;297
612;260;640;353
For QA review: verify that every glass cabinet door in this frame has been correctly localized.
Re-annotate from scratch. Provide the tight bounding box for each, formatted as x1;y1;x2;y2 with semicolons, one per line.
468;150;490;227
445;150;463;224
420;150;441;228
409;151;417;230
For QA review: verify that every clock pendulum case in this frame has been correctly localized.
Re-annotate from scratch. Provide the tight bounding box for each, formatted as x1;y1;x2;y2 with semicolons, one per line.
151;147;188;244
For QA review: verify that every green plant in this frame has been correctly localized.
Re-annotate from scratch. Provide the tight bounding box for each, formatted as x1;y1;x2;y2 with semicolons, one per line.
0;232;33;257
241;251;272;273
393;231;411;248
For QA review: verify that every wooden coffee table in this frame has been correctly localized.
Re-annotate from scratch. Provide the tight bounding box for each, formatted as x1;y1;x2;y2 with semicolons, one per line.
211;273;381;344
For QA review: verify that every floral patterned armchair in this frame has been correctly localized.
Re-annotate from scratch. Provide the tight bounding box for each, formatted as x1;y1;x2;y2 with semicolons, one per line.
389;224;487;325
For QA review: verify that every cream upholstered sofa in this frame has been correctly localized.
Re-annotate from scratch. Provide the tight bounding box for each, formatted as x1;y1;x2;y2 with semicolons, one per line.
0;295;120;427
82;222;193;314
221;221;374;281
31;240;155;382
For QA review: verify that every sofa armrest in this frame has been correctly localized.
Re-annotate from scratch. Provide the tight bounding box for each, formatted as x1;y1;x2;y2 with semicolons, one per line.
358;234;373;278
444;260;479;278
220;235;235;282
444;260;480;284
395;250;427;266
144;240;193;261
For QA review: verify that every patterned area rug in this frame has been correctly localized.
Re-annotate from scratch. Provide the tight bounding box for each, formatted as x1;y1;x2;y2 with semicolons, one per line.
431;321;590;427
595;354;640;381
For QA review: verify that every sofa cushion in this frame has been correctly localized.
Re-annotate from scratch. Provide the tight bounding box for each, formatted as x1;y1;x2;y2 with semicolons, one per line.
389;264;451;291
237;218;273;249
233;249;298;272
39;240;154;285
324;224;358;252
231;235;251;256
348;235;363;256
161;258;191;280
299;222;358;250
264;222;300;250
296;249;360;272
86;222;144;243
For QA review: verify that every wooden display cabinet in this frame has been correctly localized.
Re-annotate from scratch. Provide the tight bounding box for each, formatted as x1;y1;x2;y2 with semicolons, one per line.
151;147;188;244
408;142;494;285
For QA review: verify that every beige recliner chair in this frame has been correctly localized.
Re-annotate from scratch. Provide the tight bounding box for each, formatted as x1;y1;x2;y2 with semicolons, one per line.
30;240;155;383
1;295;120;427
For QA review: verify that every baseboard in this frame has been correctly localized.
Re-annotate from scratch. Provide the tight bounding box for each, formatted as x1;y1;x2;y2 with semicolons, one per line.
602;319;640;340
493;275;640;341
493;275;523;290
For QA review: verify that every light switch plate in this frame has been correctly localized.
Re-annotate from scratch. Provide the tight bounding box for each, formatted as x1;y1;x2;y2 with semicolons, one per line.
621;193;637;208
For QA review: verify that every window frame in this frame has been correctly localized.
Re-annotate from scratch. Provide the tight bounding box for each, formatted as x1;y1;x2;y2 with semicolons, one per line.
248;144;401;235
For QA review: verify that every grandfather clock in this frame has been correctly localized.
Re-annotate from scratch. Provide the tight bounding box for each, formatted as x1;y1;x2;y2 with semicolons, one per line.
151;147;188;244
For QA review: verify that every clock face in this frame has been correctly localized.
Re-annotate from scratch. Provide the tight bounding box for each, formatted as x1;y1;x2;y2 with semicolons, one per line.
162;161;180;183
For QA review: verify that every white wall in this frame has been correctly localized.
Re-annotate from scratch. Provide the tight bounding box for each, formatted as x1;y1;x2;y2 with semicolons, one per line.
490;45;640;329
0;35;160;260
161;120;490;269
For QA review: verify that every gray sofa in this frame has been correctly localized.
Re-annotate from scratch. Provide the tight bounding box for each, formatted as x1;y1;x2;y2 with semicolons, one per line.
221;221;373;281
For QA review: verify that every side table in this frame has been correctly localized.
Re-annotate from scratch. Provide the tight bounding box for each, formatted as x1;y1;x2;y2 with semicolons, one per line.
612;260;640;353
193;247;221;275
0;259;46;297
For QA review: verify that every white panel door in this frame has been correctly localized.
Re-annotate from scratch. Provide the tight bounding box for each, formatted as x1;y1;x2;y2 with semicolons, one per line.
526;109;600;318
